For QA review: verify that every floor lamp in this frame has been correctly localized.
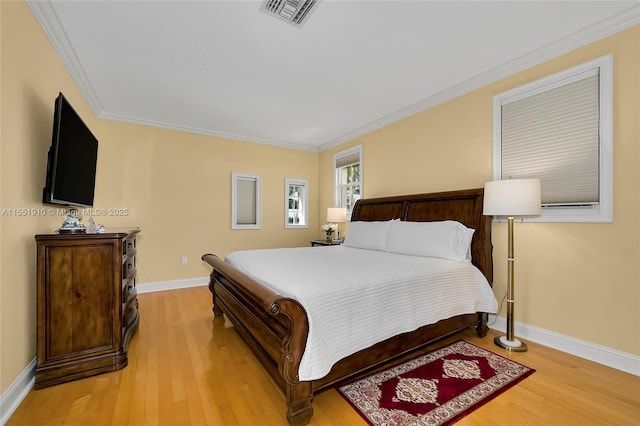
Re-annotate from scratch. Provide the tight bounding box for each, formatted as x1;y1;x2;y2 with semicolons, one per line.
483;179;541;352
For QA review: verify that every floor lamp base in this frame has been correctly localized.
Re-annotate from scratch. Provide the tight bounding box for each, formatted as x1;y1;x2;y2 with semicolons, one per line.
494;335;528;352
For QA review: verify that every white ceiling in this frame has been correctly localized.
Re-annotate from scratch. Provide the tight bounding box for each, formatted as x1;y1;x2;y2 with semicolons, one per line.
28;1;640;152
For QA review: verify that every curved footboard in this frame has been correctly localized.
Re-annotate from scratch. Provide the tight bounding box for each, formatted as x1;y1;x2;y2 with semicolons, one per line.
201;254;313;425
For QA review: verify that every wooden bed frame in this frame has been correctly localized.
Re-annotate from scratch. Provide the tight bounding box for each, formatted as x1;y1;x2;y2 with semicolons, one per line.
202;188;493;426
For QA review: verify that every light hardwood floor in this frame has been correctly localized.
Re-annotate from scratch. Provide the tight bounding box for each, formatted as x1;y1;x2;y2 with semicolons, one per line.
8;285;640;425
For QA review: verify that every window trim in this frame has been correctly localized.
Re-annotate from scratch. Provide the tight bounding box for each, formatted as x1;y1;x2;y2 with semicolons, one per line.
285;177;309;229
231;172;261;229
492;54;613;223
334;144;363;220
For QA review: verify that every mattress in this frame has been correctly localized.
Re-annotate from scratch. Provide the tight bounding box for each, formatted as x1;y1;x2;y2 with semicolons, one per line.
225;245;498;381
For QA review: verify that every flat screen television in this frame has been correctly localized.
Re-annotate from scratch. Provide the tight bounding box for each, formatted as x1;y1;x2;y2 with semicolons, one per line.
42;92;98;209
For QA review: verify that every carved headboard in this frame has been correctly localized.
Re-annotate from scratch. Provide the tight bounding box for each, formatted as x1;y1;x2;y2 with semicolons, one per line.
350;188;493;285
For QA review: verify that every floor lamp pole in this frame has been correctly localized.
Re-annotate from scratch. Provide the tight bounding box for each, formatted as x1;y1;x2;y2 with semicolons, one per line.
494;216;528;352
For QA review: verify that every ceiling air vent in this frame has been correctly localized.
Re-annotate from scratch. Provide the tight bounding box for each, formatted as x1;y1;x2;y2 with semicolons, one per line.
262;0;320;27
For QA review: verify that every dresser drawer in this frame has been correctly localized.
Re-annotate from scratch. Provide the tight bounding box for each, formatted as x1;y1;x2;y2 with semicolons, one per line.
122;235;137;280
123;298;138;328
122;255;136;280
124;236;136;255
122;277;137;304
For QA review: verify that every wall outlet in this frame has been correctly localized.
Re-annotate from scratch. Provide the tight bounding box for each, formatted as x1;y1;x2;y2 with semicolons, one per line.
181;256;188;265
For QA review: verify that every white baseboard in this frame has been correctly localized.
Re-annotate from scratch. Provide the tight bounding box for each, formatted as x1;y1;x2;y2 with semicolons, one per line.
135;276;209;294
489;315;640;377
0;358;35;425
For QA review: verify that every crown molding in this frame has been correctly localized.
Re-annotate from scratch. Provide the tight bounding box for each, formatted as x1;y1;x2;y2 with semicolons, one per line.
99;111;320;152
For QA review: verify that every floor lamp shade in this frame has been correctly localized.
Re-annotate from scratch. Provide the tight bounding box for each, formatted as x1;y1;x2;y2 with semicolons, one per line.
483;179;541;217
483;179;541;352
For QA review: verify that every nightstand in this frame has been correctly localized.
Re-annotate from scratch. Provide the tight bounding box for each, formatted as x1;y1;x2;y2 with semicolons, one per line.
310;239;343;247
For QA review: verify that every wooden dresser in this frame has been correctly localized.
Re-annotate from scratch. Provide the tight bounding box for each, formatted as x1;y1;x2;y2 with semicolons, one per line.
34;227;140;389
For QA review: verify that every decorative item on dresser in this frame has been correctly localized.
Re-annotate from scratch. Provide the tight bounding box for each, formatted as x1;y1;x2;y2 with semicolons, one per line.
34;227;140;389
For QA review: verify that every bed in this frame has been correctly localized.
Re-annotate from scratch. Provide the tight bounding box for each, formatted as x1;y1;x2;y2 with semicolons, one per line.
201;188;494;426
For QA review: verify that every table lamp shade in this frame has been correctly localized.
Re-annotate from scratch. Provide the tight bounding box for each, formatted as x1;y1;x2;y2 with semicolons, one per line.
483;179;541;216
327;207;347;223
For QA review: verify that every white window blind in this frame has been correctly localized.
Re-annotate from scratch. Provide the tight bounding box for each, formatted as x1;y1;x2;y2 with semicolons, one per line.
236;178;257;224
232;173;261;229
336;151;360;168
501;71;600;206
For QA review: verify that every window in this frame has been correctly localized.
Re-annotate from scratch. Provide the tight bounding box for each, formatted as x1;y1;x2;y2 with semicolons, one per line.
492;55;612;222
232;173;261;229
285;178;308;228
334;145;362;218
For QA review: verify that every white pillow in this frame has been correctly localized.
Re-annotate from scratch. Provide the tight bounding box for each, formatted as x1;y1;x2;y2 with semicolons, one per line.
343;220;393;251
385;220;475;262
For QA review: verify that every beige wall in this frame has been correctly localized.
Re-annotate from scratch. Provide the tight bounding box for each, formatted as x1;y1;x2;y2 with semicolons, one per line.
2;0;638;399
320;26;640;357
95;121;319;283
1;1;318;393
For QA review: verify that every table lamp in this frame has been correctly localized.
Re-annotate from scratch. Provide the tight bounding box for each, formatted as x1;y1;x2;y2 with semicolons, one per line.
326;207;347;240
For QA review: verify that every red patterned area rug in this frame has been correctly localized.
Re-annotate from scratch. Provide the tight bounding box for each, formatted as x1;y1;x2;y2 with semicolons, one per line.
337;340;534;426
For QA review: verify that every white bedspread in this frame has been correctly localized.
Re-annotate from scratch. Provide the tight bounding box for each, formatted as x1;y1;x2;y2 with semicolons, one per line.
225;246;498;381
